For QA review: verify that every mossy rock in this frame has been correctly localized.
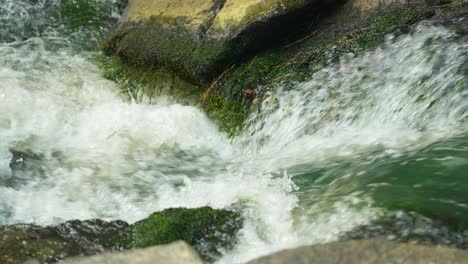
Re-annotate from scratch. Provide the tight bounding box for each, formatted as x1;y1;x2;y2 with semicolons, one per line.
0;207;243;263
100;1;440;137
209;4;436;123
103;0;342;84
132;207;243;261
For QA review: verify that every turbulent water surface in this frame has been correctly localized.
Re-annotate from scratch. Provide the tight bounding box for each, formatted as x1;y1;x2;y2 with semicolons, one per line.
0;1;467;263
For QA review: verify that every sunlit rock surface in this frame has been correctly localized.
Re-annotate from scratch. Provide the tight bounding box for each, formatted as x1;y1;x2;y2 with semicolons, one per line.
63;241;203;264
248;239;468;264
104;0;341;83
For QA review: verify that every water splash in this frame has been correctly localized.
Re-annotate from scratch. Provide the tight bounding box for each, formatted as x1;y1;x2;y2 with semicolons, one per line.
239;25;467;158
0;0;125;48
0;3;467;264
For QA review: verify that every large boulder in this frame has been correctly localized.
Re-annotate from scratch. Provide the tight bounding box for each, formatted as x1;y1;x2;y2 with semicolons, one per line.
103;0;341;84
248;239;468;264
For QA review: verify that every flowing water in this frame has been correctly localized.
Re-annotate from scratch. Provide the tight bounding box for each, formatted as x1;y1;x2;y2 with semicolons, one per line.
0;1;467;263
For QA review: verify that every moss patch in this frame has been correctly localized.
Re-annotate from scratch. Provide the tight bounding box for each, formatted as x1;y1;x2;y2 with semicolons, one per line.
132;207;243;261
103;25;237;85
95;54;247;137
95;54;199;103
214;5;436;108
99;5;436;136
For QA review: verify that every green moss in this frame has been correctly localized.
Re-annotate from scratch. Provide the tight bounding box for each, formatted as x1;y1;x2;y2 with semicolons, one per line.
132;207;243;261
103;24;237;84
352;7;435;49
201;94;248;137
215;6;435;107
95;54;247;137
100;5;436;136
95;54;199;102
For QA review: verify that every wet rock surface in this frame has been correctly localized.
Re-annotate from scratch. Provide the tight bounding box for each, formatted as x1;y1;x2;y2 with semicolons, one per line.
0;224;83;264
341;212;468;250
104;0;343;84
4;148;46;189
0;207;242;263
103;0;454;85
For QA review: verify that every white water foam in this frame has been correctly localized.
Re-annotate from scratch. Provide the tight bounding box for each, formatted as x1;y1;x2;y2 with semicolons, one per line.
0;24;466;263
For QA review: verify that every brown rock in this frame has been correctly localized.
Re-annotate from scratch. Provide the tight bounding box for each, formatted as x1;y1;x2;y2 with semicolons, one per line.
248;239;468;264
61;241;203;264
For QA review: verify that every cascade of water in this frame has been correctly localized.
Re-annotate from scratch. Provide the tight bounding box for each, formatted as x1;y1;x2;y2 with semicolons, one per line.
0;1;467;263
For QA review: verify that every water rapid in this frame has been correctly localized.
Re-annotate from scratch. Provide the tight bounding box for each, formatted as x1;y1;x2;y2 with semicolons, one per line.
0;1;467;263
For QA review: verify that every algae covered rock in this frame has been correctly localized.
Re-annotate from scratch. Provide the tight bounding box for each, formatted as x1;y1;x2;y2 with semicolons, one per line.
104;0;340;84
0;207;243;263
132;207;243;260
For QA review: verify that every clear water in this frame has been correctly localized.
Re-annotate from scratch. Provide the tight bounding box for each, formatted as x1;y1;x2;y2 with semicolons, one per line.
0;1;467;263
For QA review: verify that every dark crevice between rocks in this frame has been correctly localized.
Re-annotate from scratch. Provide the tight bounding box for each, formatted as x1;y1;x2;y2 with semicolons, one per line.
221;0;349;64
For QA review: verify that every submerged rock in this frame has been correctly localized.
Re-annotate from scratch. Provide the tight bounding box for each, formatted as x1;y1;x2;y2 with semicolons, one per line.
63;241;203;264
0;207;242;263
341;212;468;250
248;239;468;264
5;148;46;188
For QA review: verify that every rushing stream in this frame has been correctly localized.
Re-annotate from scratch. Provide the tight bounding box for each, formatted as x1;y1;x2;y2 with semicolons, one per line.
0;1;467;263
